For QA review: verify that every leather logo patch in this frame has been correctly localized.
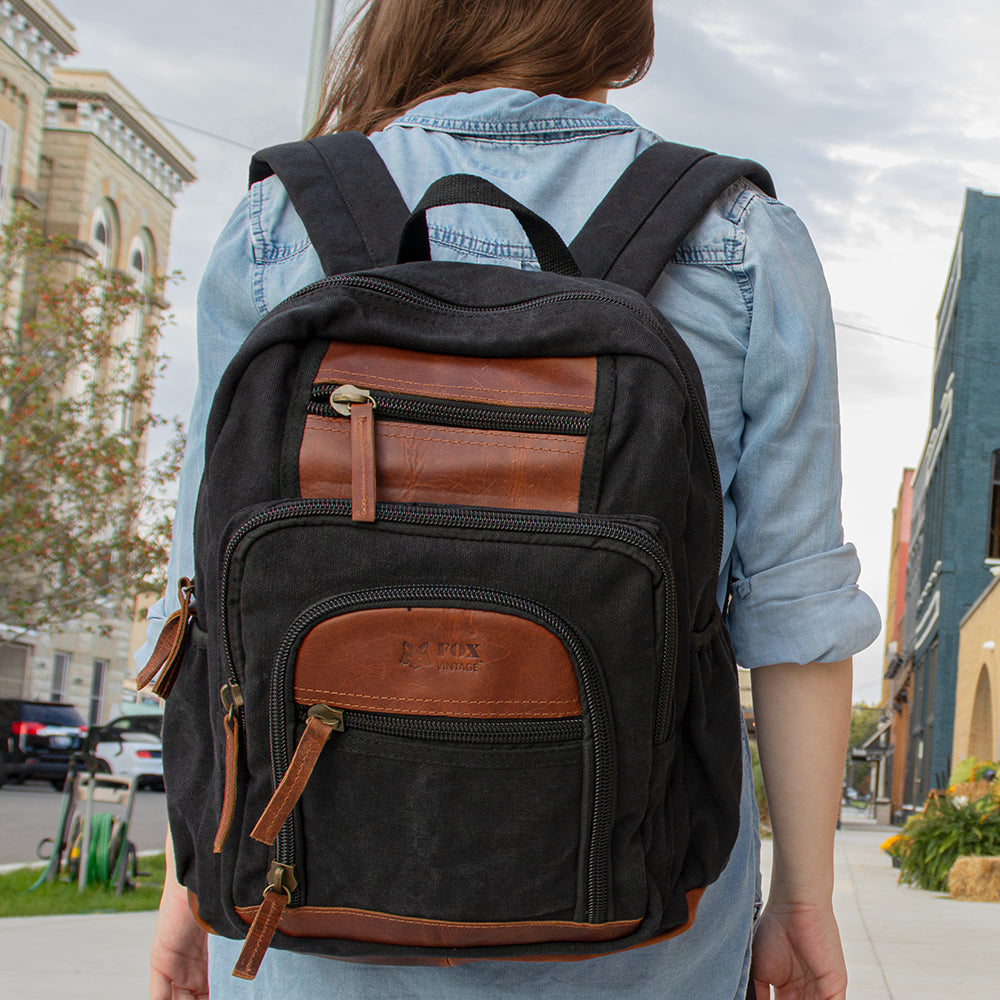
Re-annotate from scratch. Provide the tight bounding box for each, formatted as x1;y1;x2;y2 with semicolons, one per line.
294;607;582;718
401;640;481;672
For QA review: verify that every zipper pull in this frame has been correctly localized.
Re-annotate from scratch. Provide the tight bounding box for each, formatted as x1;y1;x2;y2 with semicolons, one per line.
213;682;244;853
135;578;195;698
250;705;345;846
232;861;298;980
330;384;377;522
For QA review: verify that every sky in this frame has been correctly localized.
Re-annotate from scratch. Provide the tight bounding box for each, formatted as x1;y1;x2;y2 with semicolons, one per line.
52;0;1000;700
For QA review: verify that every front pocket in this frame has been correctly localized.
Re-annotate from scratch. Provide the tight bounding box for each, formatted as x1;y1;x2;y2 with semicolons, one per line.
261;588;609;929
221;500;673;949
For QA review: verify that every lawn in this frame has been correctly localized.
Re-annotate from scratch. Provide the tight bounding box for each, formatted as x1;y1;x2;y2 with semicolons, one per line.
0;853;165;918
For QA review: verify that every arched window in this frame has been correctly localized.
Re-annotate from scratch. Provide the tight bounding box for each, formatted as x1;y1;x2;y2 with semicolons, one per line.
969;665;995;762
119;232;155;431
89;207;114;269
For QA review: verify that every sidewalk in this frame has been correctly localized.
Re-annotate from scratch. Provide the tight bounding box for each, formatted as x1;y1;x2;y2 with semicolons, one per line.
2;816;998;998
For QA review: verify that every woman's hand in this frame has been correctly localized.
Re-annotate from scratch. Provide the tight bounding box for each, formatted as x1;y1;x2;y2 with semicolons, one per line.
749;898;847;1000
150;835;209;999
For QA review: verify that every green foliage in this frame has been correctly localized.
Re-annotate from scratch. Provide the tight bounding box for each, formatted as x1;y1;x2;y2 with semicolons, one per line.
950;757;1000;785
884;793;1000;893
846;702;883;793
0;853;165;916
0;211;184;631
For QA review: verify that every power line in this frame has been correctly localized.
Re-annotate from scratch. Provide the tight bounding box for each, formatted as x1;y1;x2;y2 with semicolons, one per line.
835;319;934;352
141;112;257;152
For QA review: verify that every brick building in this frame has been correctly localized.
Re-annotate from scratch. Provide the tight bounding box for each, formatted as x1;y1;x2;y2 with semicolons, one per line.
900;189;1000;804
882;469;913;817
0;1;194;725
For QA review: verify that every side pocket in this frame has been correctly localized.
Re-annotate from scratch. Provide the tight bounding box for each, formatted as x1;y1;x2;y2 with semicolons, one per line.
163;622;240;937
678;608;743;892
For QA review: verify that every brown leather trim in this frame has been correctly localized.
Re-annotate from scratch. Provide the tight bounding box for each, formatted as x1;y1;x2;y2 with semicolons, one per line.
294;606;581;718
300;415;585;511
315;344;597;411
236;904;641;949
251;712;341;845
187;890;217;937
350;399;376;521
213;713;239;853
278;888;705;967
233;888;289;980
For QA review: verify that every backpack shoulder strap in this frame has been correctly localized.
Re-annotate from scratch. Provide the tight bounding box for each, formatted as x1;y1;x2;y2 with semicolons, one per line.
569;141;775;295
249;132;411;275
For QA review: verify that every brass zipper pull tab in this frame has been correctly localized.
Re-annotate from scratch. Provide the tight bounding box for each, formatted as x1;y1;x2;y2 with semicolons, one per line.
250;705;345;846
330;384;377;522
232;861;298;980
213;682;244;853
136;578;195;697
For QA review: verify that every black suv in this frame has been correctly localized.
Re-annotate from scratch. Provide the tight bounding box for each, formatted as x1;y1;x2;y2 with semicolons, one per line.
0;700;87;789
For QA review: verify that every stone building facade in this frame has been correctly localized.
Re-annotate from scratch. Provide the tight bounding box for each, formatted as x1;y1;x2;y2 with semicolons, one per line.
0;1;194;725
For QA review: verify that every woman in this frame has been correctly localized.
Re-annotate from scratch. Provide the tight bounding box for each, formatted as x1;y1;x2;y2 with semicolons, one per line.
148;2;880;998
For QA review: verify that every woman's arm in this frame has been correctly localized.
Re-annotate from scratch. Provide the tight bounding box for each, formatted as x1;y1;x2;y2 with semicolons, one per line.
149;831;209;1000
748;658;853;1000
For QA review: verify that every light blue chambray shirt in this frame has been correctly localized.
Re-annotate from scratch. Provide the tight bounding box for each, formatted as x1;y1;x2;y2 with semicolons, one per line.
141;89;880;1000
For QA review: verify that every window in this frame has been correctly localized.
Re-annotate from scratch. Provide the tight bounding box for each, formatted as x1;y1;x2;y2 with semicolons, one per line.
119;233;153;430
50;652;71;702
0;120;12;225
90;209;112;268
89;658;108;727
988;449;1000;559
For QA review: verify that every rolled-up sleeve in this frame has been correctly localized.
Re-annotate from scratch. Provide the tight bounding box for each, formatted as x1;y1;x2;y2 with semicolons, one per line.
724;196;880;667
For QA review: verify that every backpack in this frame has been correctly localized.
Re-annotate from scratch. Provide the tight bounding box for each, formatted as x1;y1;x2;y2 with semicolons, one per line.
138;133;774;979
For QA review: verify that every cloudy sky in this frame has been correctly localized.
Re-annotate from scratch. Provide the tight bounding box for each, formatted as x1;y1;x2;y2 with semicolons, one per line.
53;0;1000;699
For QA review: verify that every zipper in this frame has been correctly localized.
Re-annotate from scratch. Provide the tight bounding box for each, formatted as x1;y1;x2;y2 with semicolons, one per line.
265;583;613;923
296;705;584;743
308;384;591;437
219;500;676;743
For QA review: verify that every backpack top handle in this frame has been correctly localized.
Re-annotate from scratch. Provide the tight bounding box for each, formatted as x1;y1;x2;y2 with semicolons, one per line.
397;174;582;277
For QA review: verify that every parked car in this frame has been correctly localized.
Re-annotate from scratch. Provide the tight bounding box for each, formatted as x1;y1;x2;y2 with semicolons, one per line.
0;699;88;789
87;714;164;790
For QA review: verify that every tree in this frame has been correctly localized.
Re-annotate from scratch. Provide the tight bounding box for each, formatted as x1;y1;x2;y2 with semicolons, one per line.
0;211;184;633
846;703;883;795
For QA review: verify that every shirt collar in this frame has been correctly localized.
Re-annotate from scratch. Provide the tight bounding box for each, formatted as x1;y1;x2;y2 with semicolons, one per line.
390;87;641;139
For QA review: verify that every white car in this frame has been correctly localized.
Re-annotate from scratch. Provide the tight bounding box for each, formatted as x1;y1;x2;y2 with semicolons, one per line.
88;715;164;790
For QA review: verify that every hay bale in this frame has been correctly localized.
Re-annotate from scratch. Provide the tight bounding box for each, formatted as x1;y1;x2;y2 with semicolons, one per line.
948;856;1000;902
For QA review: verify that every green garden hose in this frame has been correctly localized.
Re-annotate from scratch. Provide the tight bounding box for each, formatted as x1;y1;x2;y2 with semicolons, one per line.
85;812;114;885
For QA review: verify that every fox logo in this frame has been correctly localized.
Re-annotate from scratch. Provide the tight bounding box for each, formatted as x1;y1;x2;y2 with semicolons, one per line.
400;640;432;670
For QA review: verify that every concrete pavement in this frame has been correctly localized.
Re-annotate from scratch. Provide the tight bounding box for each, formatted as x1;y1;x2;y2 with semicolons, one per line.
1;813;998;999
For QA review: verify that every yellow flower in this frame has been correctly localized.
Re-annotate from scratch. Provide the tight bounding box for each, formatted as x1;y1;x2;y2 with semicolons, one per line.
881;834;903;853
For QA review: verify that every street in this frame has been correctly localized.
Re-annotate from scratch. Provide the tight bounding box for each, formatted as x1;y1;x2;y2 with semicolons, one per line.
0;780;169;867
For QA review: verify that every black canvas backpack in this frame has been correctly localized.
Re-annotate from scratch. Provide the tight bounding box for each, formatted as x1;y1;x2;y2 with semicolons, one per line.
139;133;774;979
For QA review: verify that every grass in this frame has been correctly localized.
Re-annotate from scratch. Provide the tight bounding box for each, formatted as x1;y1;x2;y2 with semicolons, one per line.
0;853;165;918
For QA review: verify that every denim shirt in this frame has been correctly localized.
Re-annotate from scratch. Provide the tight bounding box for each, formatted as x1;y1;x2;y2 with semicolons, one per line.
144;89;879;1000
143;88;879;672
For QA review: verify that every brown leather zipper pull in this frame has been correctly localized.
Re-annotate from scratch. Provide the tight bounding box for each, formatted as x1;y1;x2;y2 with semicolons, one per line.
136;578;195;697
250;706;344;846
330;385;376;522
213;682;244;853
232;862;297;980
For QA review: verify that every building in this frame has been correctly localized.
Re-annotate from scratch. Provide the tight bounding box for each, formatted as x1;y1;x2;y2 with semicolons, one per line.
901;189;1000;804
881;469;913;818
954;573;1000;765
0;0;194;725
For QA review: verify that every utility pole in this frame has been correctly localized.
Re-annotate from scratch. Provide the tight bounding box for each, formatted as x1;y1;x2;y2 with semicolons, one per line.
303;0;336;134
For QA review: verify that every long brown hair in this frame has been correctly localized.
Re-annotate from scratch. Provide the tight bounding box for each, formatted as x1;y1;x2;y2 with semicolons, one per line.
308;0;655;137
